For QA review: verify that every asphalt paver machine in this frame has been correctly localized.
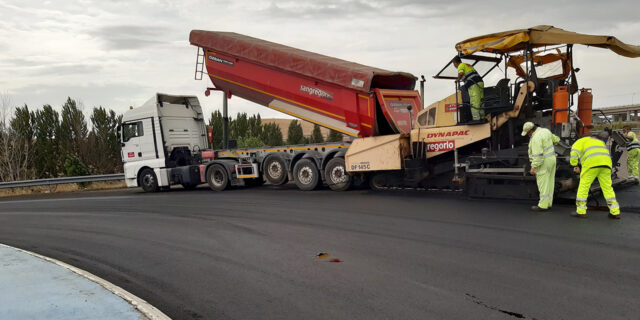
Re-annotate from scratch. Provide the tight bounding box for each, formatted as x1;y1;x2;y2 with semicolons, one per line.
406;25;640;198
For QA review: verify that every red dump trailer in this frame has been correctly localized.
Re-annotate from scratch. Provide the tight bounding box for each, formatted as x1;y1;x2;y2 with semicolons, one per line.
189;30;421;138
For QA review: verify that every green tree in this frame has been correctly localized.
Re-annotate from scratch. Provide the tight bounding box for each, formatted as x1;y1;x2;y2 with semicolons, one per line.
208;110;224;149
247;113;262;139
238;136;265;148
261;122;284;146
230;112;249;140
309;124;324;144
88;107;122;174
286;120;305;145
327;129;344;142
33;105;61;178
64;154;90;177
59;97;88;161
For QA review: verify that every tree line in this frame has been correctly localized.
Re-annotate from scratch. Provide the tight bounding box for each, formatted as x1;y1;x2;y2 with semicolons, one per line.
0;97;121;182
0;95;345;182
208;110;344;149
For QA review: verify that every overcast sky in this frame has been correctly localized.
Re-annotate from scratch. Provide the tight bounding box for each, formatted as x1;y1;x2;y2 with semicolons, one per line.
1;0;639;121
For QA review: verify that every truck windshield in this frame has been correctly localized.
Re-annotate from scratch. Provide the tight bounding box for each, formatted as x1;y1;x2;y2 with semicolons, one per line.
122;121;144;142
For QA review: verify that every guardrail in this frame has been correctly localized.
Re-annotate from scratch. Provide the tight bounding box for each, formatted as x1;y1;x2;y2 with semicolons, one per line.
0;174;125;189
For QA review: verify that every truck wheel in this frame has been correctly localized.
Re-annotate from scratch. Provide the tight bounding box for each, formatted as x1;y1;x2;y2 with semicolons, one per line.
139;168;159;193
207;165;229;191
264;156;288;185
325;157;351;191
293;159;320;191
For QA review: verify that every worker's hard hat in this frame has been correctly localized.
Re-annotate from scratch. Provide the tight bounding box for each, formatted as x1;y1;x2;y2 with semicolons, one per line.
521;122;535;136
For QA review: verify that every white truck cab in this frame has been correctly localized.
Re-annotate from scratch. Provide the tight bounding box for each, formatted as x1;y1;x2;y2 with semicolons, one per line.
119;93;209;191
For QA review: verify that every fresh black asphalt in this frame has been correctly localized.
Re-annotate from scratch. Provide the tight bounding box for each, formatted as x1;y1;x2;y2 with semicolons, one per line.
0;186;639;319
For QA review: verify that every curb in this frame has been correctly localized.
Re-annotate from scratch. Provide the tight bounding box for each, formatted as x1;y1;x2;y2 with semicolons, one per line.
0;243;171;320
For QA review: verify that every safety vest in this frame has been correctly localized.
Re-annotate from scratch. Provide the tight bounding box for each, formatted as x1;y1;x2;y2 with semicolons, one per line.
457;63;483;89
626;131;640;151
528;128;556;168
570;137;612;169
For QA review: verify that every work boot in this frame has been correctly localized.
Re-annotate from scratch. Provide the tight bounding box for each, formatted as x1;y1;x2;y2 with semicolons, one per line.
571;212;587;219
531;205;549;212
608;213;621;220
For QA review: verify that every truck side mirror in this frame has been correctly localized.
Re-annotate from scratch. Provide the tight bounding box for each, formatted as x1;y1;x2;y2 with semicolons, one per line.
117;124;125;146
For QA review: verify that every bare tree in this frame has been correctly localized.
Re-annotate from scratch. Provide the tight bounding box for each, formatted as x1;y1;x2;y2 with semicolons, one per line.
0;94;35;181
8;105;34;181
0;93;11;181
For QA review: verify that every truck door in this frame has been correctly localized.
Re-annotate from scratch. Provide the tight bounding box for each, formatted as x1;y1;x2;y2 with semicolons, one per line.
121;120;144;162
138;118;158;161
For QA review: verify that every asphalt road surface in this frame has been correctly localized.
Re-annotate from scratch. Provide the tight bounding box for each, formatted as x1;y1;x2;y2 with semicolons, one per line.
1;186;639;320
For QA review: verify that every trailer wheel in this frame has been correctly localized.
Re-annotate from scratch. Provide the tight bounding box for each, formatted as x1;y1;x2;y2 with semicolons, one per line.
293;159;320;191
139;168;159;193
264;156;288;185
207;165;229;191
325;157;351;191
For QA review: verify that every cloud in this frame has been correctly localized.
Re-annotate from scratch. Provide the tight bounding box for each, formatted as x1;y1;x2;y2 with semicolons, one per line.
34;63;102;76
258;0;459;21
89;25;174;50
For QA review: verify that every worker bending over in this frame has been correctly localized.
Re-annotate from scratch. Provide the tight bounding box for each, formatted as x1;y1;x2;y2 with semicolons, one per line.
570;131;620;219
522;122;559;211
453;56;484;122
622;125;640;183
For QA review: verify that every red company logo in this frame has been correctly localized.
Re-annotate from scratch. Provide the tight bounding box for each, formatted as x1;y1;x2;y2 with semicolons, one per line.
427;140;455;152
445;104;459;112
426;130;469;138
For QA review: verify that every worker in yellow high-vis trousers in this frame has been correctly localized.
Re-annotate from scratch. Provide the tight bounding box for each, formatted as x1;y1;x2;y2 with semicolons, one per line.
622;125;640;183
453;56;484;122
570;131;621;219
522;122;560;211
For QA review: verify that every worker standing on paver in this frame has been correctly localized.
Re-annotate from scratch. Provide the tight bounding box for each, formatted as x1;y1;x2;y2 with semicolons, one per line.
453;56;484;122
622;125;640;183
570;131;620;219
522;122;559;211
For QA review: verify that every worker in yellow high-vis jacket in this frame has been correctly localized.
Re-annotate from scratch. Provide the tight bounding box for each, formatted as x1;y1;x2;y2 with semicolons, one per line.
570;131;621;219
522;122;560;211
622;125;640;183
453;56;484;122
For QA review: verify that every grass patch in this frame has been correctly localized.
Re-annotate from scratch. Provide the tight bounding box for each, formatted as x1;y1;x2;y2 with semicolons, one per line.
0;180;127;198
